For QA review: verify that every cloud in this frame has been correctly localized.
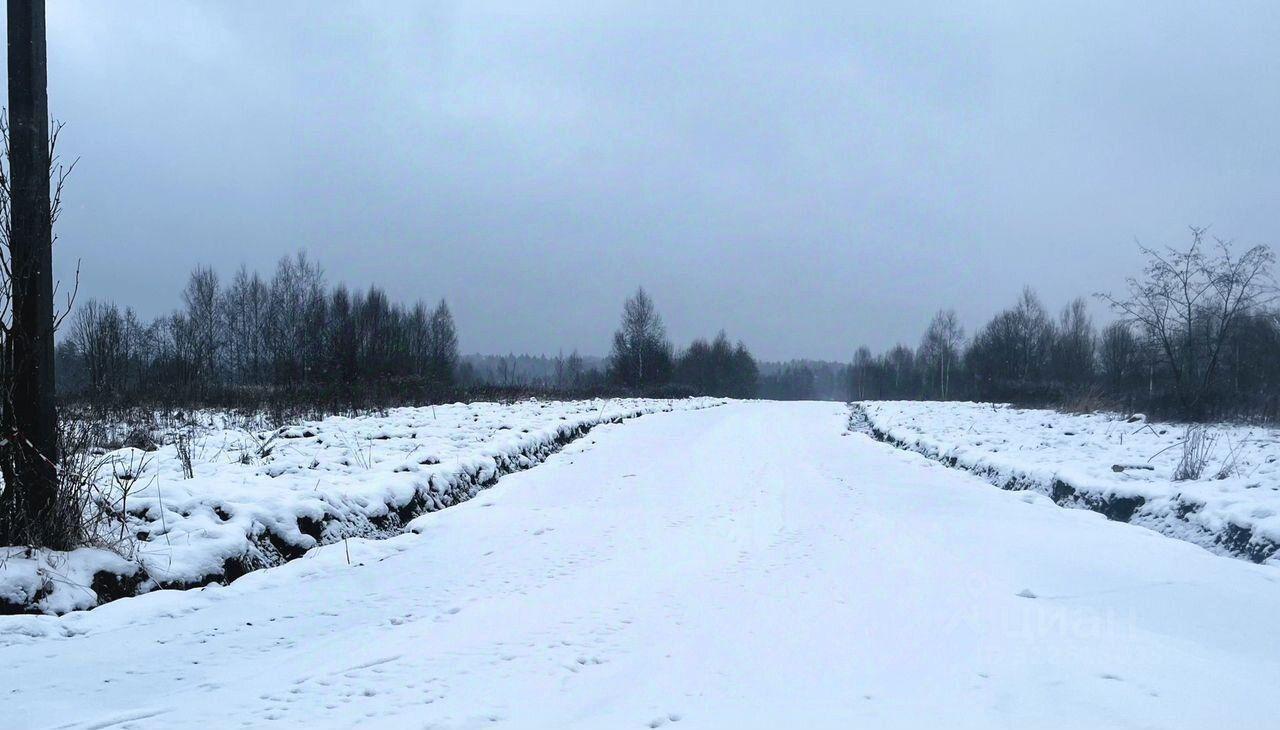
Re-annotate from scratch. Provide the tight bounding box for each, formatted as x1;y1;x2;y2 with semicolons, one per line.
8;0;1278;359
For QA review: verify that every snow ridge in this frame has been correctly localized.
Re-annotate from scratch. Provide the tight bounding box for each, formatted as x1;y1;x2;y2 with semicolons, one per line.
851;401;1280;565
1;398;723;615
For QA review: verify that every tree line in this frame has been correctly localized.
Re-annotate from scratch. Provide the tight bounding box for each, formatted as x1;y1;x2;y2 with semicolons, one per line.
59;275;763;407
59;252;460;408
605;288;759;398
757;360;852;401
848;230;1280;421
456;353;607;392
57;229;1279;423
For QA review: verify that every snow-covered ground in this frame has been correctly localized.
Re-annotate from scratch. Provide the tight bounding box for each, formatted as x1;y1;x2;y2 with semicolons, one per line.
0;398;721;614
855;401;1280;563
3;401;1279;729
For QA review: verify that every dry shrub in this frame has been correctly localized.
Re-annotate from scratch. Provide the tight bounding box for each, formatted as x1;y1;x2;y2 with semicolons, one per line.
1174;425;1216;481
1060;386;1120;415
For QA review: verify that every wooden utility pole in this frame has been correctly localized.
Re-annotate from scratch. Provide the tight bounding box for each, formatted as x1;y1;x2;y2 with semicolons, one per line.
1;0;60;546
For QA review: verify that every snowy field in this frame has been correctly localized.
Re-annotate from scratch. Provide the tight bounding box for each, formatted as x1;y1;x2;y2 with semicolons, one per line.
855;401;1280;564
0;398;721;614
2;401;1279;729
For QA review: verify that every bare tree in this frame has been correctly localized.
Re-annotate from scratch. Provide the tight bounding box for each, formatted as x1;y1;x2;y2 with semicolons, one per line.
266;252;325;384
182;265;220;389
69;299;129;398
1098;320;1140;394
607;287;672;389
221;265;269;384
1009;287;1054;382
1051;297;1096;389
850;345;874;400
919;309;963;399
1100;228;1276;418
565;350;584;389
885;344;915;395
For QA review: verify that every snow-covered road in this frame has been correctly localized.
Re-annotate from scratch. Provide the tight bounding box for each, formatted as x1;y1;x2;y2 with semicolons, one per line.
4;401;1280;729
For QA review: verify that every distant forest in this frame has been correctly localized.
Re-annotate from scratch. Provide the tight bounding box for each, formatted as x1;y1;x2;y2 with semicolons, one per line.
848;230;1280;421
58;253;461;410
55;260;761;410
57;229;1280;422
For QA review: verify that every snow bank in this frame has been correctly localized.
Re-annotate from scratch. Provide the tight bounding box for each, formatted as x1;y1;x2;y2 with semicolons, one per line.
853;401;1280;564
1;398;722;614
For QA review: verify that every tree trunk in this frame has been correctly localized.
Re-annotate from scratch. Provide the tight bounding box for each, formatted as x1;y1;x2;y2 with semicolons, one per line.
1;0;62;547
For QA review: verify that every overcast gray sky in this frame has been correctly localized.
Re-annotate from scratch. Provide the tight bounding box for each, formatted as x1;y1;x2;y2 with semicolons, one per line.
14;1;1280;360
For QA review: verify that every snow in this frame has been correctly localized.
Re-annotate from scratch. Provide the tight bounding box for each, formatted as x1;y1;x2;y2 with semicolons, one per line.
3;401;1279;728
0;547;137;616
856;400;1280;563
0;398;722;614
